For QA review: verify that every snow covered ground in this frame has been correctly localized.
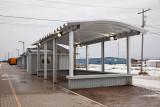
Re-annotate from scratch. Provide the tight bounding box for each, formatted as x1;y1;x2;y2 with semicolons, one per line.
78;64;160;90
77;64;160;76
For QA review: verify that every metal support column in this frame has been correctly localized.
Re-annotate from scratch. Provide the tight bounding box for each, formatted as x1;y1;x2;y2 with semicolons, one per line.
53;38;57;83
86;45;89;70
126;36;131;74
74;47;76;69
37;46;40;73
69;31;74;77
44;43;47;79
141;33;144;73
101;41;105;72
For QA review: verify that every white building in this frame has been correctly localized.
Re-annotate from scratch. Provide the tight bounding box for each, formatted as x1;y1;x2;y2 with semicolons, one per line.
146;60;160;68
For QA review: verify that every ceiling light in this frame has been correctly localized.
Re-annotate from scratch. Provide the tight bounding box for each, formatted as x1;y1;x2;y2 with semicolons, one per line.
110;37;114;40
58;33;61;37
77;44;82;47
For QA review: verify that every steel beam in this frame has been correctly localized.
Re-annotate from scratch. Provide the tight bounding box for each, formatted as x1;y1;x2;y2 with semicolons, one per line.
101;41;105;72
74;47;76;69
69;31;74;77
53;38;57;83
37;46;40;72
44;43;47;79
79;31;140;46
86;45;89;70
126;36;131;74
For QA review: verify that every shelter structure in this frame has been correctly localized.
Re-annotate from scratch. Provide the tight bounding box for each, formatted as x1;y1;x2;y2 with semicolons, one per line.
26;46;69;75
17;56;22;67
33;20;147;89
146;60;160;68
16;53;27;69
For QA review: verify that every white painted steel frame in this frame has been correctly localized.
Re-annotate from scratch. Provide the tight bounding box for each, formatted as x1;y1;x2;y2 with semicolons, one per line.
53;38;57;83
32;20;146;89
44;43;47;79
37;46;40;72
74;47;76;69
69;31;74;77
27;55;29;72
86;45;89;70
126;36;131;74
101;41;105;72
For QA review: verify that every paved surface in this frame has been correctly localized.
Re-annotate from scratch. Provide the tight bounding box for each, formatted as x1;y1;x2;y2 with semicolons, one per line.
0;63;105;107
73;85;160;107
72;77;160;107
38;68;160;107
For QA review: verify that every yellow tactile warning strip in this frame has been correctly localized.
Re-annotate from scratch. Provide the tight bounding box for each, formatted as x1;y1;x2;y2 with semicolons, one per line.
8;77;21;107
0;64;106;107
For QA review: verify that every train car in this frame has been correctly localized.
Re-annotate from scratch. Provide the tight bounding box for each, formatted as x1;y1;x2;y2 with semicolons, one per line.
8;58;17;65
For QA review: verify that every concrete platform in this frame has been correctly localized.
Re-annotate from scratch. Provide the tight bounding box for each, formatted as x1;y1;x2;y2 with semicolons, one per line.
0;64;105;107
37;69;134;89
67;74;133;89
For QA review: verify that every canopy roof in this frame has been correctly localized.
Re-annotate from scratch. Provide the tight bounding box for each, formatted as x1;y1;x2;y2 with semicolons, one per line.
27;45;69;54
33;20;147;46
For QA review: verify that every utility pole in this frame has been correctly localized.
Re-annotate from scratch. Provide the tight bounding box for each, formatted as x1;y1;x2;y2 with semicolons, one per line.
8;52;9;60
19;41;25;53
16;49;19;56
138;8;151;73
5;54;6;62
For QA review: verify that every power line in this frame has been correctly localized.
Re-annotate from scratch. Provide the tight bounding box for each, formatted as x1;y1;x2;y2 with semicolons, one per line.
146;26;160;30
0;0;84;11
0;0;140;14
148;24;160;26
37;0;141;9
0;19;61;26
0;18;62;26
149;32;160;35
0;22;57;27
0;14;67;22
150;10;160;17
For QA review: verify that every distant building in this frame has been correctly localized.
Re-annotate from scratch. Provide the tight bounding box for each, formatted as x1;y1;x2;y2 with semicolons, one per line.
26;46;69;75
146;60;160;68
77;57;126;64
17;53;27;69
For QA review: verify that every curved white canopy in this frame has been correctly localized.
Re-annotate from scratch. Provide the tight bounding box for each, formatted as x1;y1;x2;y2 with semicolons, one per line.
57;20;147;46
33;20;147;46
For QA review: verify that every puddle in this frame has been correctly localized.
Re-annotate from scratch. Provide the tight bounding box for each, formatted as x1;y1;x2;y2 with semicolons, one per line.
1;74;8;77
1;79;8;80
20;81;27;83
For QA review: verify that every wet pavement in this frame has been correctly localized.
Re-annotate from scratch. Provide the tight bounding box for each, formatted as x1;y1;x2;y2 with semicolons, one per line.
72;85;160;107
44;75;160;107
0;63;105;107
39;68;160;107
1;63;160;107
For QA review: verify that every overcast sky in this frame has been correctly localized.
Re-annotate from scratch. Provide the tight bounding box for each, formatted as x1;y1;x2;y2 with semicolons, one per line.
0;0;160;60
